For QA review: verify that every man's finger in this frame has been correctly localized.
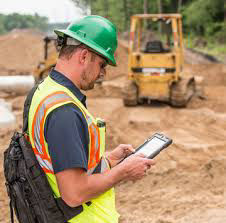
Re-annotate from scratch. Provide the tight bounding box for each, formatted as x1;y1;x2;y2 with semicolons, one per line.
145;159;155;166
136;153;146;158
122;144;135;153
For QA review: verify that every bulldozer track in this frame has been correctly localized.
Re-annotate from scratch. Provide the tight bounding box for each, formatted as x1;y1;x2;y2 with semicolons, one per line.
170;77;195;107
122;80;138;106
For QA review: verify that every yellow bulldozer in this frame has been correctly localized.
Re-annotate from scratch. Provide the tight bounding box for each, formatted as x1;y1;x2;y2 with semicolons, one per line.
123;14;202;107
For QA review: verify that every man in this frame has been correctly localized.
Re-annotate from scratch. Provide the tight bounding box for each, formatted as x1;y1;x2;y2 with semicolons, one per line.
27;15;155;223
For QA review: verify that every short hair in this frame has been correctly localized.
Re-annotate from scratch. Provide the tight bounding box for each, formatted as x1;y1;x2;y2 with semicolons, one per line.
59;45;80;60
59;44;96;61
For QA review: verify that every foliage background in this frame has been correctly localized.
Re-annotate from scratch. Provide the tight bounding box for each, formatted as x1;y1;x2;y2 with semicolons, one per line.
1;0;225;40
0;0;225;57
72;0;225;58
0;13;48;34
92;0;224;41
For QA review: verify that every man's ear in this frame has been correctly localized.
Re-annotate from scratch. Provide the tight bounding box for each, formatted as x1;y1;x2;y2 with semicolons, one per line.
79;48;89;65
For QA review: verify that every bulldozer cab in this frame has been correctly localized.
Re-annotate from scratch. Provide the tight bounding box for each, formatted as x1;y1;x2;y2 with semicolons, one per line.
123;14;196;107
129;14;184;82
43;36;58;60
33;36;59;82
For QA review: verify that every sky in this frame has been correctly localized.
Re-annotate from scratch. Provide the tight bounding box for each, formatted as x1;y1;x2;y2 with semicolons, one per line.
0;0;88;23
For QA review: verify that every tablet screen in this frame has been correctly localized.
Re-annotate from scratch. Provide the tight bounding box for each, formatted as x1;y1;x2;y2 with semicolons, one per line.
136;137;165;157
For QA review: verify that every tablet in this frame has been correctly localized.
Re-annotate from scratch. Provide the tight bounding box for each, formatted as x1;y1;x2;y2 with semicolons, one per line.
135;133;172;159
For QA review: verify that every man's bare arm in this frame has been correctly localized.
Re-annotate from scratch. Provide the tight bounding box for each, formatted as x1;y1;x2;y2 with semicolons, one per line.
56;155;155;207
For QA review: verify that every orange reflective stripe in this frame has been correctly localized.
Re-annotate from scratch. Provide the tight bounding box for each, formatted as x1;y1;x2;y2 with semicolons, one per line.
95;125;100;163
39;98;72;160
31;90;103;175
88;123;101;169
55;98;101;172
88;124;96;169
31;91;73;174
32;91;65;147
32;146;39;155
42;167;54;174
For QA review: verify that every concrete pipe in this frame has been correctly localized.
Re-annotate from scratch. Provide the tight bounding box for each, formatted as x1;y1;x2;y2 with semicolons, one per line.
0;99;16;129
0;75;35;95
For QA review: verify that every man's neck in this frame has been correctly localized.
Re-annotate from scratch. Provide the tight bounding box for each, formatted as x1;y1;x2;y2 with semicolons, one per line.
55;62;81;89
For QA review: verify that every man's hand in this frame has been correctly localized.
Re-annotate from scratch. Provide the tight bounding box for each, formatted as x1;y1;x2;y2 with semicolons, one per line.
106;144;135;168
118;154;155;182
56;152;155;207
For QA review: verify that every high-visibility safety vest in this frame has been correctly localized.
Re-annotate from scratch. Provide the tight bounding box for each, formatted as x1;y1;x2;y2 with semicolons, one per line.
28;75;120;223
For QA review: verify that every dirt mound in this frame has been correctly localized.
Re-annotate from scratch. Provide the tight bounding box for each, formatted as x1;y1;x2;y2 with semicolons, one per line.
86;42;226;222
105;43;128;80
184;64;226;86
0;29;44;75
1;32;226;223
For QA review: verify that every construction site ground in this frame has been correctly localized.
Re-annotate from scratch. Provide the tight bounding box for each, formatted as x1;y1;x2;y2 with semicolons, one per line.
0;30;226;223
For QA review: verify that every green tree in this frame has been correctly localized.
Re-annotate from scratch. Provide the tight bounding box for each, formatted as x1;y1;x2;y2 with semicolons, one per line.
183;0;224;36
69;0;225;43
0;14;6;34
0;13;48;34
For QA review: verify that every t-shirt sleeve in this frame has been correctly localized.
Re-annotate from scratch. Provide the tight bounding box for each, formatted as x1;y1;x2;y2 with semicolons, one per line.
44;104;89;174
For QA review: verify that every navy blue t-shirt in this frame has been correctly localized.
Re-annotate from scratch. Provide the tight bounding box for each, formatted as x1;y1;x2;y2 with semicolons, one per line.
44;69;89;174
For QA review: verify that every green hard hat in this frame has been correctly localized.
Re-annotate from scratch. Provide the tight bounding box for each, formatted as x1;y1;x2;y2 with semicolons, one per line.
54;15;118;66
